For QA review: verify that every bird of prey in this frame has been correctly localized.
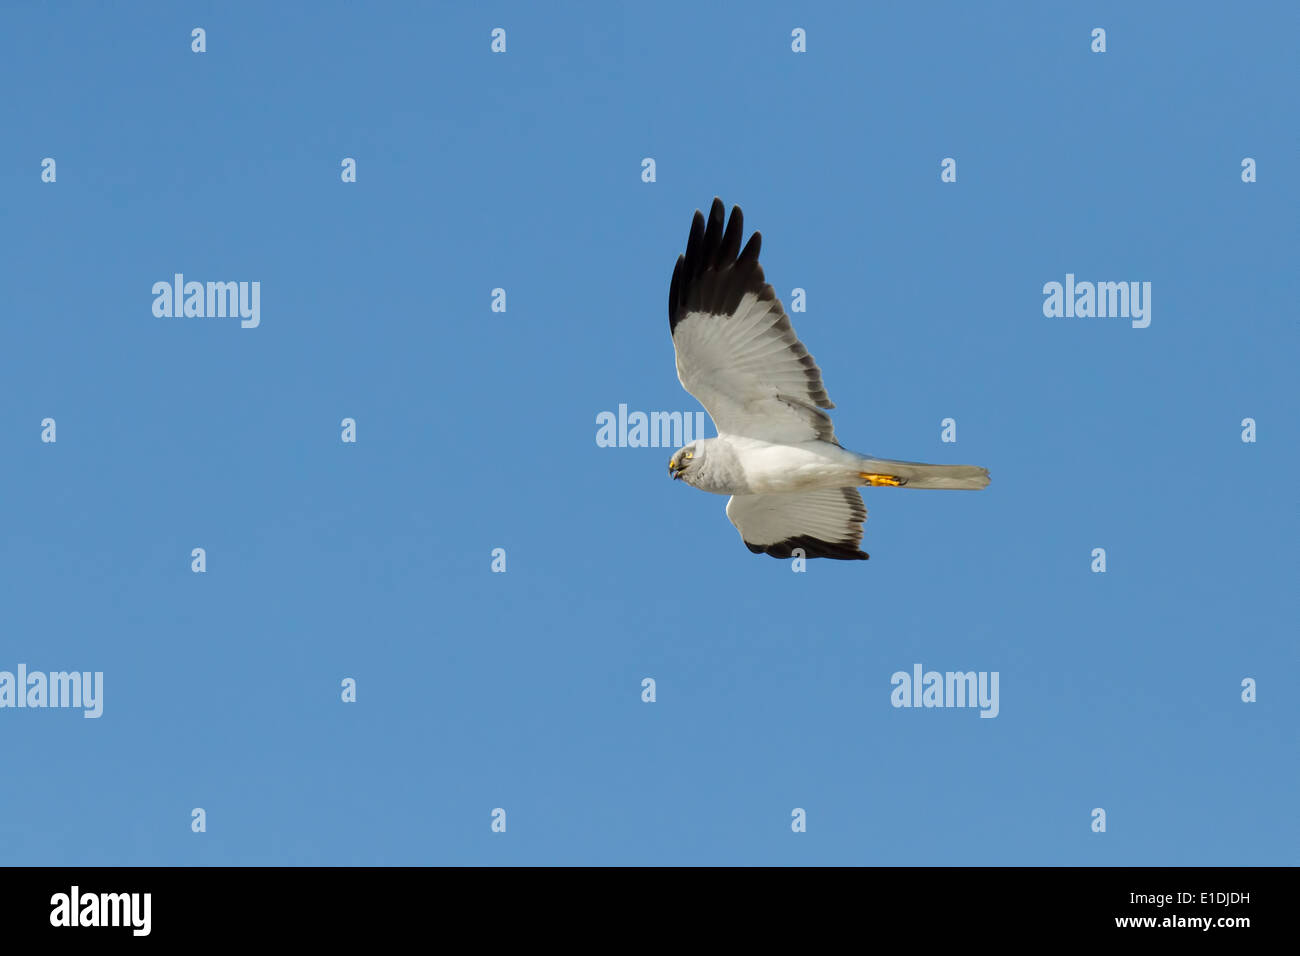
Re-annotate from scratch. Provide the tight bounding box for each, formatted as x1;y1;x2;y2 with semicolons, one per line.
666;198;990;560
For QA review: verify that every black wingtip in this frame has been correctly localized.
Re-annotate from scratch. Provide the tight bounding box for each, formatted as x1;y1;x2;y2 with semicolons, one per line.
701;200;725;262
745;537;870;561
669;197;768;332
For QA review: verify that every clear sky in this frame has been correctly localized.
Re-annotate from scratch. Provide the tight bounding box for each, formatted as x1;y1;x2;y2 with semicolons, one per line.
1;1;1294;865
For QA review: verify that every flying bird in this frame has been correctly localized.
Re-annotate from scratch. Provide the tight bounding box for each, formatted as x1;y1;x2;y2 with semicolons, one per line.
666;198;990;560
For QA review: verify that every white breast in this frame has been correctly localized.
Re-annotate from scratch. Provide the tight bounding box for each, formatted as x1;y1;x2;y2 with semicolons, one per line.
726;436;862;494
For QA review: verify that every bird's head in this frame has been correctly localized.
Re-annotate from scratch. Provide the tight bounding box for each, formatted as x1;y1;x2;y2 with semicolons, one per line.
668;443;701;483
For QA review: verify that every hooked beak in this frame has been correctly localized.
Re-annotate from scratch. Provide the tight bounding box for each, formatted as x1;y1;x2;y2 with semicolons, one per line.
669;457;685;481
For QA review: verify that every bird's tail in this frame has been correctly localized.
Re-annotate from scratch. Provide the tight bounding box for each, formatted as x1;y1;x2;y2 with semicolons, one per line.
856;457;990;490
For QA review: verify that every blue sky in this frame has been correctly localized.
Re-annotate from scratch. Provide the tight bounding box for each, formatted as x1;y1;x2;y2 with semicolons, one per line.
1;1;1294;865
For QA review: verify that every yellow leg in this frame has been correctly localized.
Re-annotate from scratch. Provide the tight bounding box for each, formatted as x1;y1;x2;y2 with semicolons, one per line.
860;473;906;487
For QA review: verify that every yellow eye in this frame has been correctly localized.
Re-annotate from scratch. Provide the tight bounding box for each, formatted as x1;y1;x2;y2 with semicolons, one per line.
685;451;693;460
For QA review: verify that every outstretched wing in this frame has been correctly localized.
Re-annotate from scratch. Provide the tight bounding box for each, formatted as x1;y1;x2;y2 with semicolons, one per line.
725;488;869;560
669;198;836;444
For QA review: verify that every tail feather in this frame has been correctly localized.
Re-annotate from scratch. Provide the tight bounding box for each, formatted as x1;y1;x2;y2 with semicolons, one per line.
858;457;990;490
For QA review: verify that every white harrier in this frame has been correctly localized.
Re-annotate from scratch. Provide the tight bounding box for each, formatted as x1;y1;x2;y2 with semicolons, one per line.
667;198;990;561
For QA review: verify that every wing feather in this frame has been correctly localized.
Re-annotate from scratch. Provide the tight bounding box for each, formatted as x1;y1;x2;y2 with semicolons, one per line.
669;199;836;444
725;488;869;561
